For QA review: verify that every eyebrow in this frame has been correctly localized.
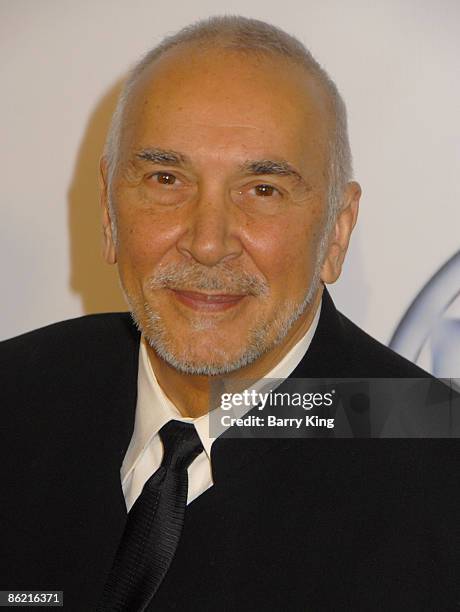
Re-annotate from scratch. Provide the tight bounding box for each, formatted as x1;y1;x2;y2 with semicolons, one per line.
240;159;306;185
135;148;190;166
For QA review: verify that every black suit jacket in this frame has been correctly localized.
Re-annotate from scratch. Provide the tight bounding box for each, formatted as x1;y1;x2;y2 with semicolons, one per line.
1;289;459;611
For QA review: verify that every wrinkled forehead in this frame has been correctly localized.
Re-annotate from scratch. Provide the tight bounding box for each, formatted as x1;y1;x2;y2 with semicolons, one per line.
119;44;333;173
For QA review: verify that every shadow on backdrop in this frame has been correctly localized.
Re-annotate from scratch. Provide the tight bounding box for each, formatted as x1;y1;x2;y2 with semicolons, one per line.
68;79;128;315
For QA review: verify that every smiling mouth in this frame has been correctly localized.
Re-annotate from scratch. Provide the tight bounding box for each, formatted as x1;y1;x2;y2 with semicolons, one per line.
171;289;247;312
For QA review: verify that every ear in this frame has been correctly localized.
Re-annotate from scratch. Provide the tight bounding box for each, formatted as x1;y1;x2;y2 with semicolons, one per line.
320;181;361;284
100;157;117;265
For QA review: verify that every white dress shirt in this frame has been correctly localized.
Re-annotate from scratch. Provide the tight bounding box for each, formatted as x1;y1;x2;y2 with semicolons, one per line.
121;301;321;511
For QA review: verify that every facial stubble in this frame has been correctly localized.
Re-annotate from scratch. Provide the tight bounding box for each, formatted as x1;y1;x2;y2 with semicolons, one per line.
123;255;324;377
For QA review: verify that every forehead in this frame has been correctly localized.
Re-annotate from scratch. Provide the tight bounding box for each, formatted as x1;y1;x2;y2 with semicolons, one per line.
121;45;331;171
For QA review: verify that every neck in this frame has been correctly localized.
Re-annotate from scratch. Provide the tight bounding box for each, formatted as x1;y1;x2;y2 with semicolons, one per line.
146;286;323;418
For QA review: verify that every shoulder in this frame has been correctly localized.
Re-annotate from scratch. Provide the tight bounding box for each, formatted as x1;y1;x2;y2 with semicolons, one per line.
1;312;137;358
336;310;430;378
0;312;140;395
310;288;430;379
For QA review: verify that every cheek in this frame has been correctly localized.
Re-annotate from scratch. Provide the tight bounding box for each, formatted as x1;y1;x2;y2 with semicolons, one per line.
115;210;182;277
244;210;324;289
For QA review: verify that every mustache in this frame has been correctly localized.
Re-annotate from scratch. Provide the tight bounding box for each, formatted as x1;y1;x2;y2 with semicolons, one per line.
146;262;269;297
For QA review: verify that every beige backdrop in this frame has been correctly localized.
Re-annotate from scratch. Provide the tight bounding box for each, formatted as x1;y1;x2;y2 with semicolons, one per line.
1;0;459;374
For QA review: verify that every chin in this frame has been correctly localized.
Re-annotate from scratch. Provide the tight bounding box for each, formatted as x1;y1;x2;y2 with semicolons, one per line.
145;334;266;376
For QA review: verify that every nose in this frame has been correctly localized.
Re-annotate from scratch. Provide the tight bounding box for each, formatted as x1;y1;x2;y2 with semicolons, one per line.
176;189;243;267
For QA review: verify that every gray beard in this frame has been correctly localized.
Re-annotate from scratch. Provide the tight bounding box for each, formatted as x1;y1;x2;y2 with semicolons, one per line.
125;263;322;377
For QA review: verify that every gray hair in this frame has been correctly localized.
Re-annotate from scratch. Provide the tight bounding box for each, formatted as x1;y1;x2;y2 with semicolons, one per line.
104;15;352;233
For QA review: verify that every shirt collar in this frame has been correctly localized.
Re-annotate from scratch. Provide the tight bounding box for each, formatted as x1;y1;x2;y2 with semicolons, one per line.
121;339;212;481
121;298;321;480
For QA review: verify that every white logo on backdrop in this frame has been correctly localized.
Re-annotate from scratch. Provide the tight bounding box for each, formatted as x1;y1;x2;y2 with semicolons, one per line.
389;250;460;377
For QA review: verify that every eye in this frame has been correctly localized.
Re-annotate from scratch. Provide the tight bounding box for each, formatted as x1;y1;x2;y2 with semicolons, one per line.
151;172;178;185
252;184;279;197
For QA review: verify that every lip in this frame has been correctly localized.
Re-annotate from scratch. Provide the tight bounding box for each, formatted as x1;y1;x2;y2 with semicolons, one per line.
171;289;247;312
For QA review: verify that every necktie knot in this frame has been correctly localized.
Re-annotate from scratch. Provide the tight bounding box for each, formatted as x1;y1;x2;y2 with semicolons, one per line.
159;420;203;471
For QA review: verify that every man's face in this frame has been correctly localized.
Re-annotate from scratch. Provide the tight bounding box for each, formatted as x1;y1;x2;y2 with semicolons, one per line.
104;47;335;375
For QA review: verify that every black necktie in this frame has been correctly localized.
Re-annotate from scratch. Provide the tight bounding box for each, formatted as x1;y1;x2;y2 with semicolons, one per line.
97;420;204;612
